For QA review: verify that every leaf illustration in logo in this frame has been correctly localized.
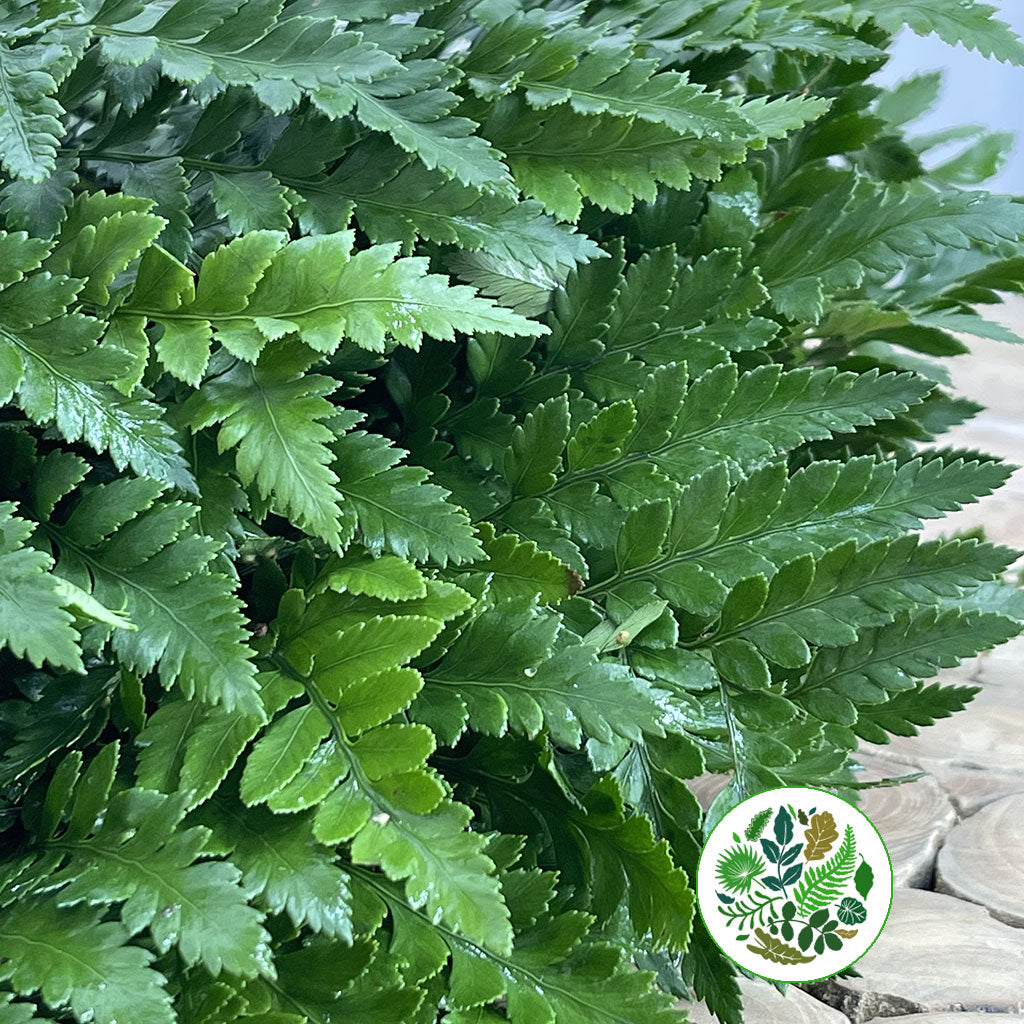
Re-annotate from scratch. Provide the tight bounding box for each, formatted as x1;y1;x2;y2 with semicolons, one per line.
836;897;867;925
854;857;875;900
808;908;829;928
780;842;803;866
797;809;808;825
774;805;794;846
746;927;816;965
716;844;766;894
803;811;839;861
835;928;859;939
781;861;804;886
745;808;772;841
793;825;857;914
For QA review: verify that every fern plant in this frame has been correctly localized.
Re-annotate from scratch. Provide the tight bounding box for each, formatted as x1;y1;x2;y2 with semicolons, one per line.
1;1;1024;1022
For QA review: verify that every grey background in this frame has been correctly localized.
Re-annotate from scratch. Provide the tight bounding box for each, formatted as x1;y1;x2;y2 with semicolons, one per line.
876;1;1023;191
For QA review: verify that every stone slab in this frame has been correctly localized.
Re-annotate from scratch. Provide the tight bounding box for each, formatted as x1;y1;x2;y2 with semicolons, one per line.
864;702;1024;774
688;772;730;812
681;976;849;1024
973;637;1024;695
920;765;1024;817
861;690;1024;820
806;889;1024;1020
855;753;956;888
878;1016;1024;1023
936;792;1024;927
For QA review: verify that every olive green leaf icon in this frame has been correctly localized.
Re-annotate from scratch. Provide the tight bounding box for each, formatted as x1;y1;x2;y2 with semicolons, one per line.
803;811;839;861
747;927;816;965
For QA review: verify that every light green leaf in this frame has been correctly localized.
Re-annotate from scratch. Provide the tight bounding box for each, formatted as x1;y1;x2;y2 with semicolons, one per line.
43;473;261;716
127;232;544;364
331;422;484;566
421;598;667;749
210;171;291;234
0;40;68;182
199;800;353;941
0;502;82;671
321;552;428;601
0;900;174;1024
183;341;344;548
241;705;329;805
0;234;194;492
350;800;513;955
842;0;1024;64
41;787;271;977
43;193;165;305
468;523;580;604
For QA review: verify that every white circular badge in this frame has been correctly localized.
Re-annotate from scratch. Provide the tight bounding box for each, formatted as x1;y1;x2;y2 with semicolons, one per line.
697;786;893;982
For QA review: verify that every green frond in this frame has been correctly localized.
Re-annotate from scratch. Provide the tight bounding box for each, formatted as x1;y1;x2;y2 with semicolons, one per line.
1;2;1022;1022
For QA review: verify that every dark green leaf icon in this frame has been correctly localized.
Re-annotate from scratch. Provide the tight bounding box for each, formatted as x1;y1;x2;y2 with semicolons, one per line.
814;934;825;955
780;920;794;941
798;925;813;951
780;842;803;866
760;838;781;863
808;908;829;928
781;862;804;886
855;858;875;900
836;897;867;925
782;901;796;920
824;931;843;951
774;805;794;846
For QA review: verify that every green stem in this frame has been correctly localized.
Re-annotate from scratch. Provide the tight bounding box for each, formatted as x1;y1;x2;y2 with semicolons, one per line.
263;978;325;1023
76;147;256;177
775;855;788;899
266;651;351;750
717;676;746;792
263;651;431;855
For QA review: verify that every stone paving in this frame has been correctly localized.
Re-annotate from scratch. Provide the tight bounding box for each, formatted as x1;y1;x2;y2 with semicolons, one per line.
689;307;1024;1021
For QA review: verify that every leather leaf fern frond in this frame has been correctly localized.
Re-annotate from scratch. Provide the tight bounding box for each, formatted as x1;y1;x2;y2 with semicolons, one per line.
0;2;1022;1023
